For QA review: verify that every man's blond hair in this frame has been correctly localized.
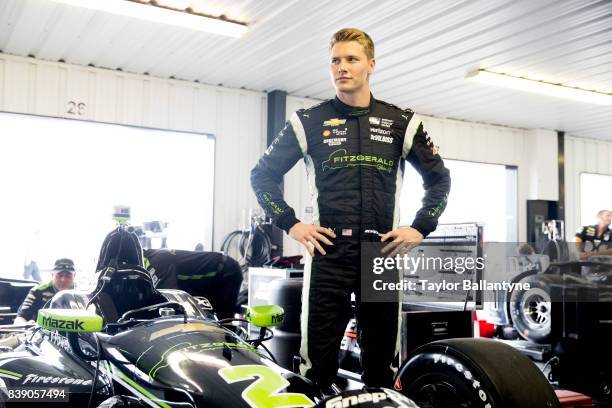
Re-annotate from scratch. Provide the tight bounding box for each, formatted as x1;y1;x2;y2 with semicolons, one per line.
329;28;375;59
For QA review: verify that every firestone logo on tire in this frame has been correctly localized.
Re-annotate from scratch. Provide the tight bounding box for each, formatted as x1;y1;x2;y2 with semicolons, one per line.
432;354;492;408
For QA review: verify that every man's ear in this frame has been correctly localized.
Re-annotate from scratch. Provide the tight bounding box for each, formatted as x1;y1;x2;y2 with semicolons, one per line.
369;58;376;75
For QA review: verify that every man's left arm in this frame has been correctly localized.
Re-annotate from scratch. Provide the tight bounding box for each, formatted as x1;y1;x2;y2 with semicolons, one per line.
382;114;450;253
405;115;451;237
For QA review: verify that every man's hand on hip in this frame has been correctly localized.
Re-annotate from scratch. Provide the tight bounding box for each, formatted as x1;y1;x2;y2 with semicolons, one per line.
289;223;336;256
381;227;424;257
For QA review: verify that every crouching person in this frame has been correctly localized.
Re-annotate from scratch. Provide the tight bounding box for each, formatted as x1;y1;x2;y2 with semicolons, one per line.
144;249;242;319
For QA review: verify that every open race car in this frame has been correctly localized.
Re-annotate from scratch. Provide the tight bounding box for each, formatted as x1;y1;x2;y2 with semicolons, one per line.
0;264;416;408
0;227;561;407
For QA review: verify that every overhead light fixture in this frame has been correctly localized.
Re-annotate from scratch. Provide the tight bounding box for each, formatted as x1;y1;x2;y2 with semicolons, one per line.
49;0;248;38
466;69;612;106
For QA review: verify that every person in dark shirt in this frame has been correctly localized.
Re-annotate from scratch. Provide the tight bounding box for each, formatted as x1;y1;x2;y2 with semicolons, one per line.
575;209;612;260
143;249;242;319
250;28;450;389
14;258;75;324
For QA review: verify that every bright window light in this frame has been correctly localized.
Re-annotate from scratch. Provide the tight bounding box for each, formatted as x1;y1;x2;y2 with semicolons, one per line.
580;173;612;227
400;159;517;242
466;69;612;106
0;112;215;285
49;0;248;38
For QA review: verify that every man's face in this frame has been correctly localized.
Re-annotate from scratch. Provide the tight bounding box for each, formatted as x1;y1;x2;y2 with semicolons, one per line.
598;211;612;226
52;271;74;291
330;41;375;95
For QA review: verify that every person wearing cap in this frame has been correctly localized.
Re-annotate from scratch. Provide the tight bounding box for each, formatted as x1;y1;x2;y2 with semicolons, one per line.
14;258;76;324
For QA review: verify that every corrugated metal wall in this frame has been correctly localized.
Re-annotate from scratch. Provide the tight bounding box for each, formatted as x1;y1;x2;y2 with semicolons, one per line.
0;53;266;250
5;52;597;253
564;136;612;238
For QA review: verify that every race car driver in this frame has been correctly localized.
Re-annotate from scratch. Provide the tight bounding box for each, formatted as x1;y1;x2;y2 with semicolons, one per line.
575;209;612;260
143;248;242;319
250;28;450;389
14;258;76;324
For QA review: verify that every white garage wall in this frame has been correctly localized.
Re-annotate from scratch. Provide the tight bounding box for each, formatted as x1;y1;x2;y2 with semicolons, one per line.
0;52;571;254
0;53;266;250
282;95;559;248
564;136;612;239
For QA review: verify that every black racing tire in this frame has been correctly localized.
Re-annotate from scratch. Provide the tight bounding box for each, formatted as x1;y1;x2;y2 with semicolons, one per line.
396;338;560;408
509;275;552;343
504;269;538;327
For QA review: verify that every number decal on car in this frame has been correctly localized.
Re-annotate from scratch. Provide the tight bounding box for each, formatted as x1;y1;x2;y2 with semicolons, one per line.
218;365;314;408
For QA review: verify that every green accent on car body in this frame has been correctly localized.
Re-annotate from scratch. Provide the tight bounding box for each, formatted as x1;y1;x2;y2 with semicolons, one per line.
148;342;192;380
149;341;258;380
37;309;103;333
114;367;171;408
176;272;216;280
246;305;284;328
0;369;22;379
219;365;314;408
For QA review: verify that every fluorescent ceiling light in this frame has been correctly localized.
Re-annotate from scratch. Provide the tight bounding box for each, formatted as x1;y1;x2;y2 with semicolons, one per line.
49;0;248;38
466;69;612;106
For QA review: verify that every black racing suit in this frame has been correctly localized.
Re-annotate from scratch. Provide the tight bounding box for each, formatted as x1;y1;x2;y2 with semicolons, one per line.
16;281;59;322
251;95;450;387
144;249;242;319
575;225;612;253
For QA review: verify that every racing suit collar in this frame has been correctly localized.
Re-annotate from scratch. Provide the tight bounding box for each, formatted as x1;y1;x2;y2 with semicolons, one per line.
332;93;376;117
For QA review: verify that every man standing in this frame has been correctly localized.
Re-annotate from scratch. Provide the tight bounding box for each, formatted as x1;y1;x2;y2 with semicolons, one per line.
14;258;76;324
250;28;450;389
575;209;612;260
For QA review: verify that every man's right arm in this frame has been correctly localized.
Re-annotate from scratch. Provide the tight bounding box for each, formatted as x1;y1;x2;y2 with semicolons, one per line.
251;113;305;233
15;288;40;322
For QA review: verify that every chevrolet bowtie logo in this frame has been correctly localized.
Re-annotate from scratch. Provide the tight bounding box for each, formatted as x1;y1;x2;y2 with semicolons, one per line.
323;118;346;127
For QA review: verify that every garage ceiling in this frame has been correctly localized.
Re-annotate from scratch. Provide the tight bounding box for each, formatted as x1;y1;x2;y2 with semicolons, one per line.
1;0;611;139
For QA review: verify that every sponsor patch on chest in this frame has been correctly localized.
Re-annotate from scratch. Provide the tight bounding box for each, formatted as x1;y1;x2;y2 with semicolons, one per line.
370;134;394;144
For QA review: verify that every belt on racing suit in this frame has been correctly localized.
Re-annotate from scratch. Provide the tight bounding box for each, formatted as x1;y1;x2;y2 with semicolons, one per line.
328;227;385;242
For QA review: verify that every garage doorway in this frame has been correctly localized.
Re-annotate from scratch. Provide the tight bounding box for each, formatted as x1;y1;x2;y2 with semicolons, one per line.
580;172;612;227
400;159;518;242
0;112;215;285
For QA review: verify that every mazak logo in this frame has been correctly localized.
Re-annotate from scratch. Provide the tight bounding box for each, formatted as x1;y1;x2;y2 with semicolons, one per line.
271;313;284;324
323;118;346;127
42;315;84;331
